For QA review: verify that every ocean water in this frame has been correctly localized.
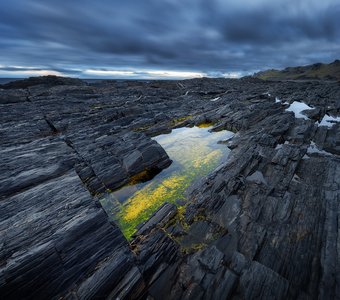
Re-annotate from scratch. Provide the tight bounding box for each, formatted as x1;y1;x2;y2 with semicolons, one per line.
0;78;22;85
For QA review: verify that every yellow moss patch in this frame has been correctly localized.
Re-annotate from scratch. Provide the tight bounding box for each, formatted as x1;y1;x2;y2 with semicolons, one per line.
122;175;187;222
172;115;192;124
197;122;214;128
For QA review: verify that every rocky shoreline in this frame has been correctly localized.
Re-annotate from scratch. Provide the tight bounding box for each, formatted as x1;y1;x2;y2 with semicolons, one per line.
0;76;339;299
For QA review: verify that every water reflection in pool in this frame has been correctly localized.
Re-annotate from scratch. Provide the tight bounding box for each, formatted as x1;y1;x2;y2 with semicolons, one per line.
101;126;234;239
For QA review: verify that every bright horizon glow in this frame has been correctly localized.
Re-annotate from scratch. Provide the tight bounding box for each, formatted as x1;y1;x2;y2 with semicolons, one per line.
84;68;206;79
84;69;136;77
0;65;245;80
0;68;64;78
144;70;205;78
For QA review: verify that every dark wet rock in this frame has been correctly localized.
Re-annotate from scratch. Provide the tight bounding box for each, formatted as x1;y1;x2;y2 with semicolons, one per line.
246;170;268;185
239;261;290;299
133;228;180;286
258;133;277;147
0;171;133;299
303;107;323;120
123;150;144;174
0;89;28;104
74;251;142;300
316;123;340;155
136;203;177;236
212;195;241;229
204;268;238;300
1;76;340;299
192;245;224;273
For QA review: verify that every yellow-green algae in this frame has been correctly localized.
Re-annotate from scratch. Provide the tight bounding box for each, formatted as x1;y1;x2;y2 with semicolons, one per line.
102;126;234;239
172;115;192;124
197;122;214;128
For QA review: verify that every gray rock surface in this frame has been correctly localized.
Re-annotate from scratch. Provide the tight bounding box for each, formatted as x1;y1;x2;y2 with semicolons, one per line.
0;76;339;299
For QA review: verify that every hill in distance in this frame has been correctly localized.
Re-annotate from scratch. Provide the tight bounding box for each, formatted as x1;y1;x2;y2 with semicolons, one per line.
253;59;340;81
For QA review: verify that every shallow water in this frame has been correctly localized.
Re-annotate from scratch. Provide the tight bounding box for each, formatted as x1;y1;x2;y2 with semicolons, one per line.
101;126;234;239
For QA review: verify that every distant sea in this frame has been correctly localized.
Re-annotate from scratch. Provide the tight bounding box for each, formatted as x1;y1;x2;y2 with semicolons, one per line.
0;78;152;85
0;78;23;84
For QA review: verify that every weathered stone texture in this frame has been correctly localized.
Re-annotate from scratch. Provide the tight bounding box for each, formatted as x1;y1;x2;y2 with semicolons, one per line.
0;76;339;299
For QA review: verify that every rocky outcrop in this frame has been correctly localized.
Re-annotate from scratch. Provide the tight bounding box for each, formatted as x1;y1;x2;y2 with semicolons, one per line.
253;59;340;81
0;76;339;299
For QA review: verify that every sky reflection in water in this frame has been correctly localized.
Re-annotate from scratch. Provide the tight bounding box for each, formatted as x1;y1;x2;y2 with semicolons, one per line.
101;126;234;239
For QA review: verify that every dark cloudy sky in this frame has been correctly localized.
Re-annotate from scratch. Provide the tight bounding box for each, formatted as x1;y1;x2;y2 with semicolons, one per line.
0;0;339;79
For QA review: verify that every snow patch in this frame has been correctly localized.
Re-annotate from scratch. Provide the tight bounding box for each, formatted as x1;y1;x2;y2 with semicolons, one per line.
307;142;333;156
318;114;340;128
285;101;313;120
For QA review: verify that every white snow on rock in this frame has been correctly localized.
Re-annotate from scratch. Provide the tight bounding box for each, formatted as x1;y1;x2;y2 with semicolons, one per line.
285;101;313;120
307;141;333;156
318;114;340;128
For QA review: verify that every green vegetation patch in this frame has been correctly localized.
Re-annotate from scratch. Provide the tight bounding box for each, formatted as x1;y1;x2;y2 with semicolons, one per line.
103;126;233;240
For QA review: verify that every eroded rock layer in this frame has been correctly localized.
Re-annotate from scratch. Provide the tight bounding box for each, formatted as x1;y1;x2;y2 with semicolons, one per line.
0;76;339;299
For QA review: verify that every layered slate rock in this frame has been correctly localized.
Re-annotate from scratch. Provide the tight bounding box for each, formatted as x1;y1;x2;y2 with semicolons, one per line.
0;77;172;298
0;76;340;299
134;81;340;300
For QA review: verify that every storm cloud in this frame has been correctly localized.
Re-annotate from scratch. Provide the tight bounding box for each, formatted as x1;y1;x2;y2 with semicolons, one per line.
0;0;339;78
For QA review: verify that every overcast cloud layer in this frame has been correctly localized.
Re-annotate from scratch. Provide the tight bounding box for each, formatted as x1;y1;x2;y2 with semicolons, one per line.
0;0;339;78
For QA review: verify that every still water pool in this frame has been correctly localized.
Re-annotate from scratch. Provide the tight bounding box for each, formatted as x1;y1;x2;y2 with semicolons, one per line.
101;126;234;239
